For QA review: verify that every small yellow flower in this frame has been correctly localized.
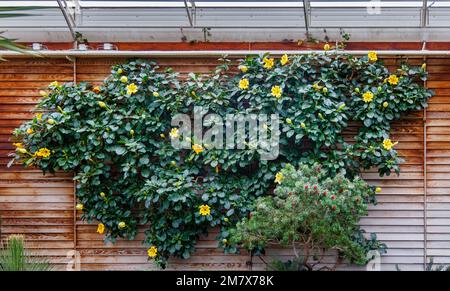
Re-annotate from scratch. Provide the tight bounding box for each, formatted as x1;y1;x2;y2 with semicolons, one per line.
130;129;135;136
169;128;179;139
322;87;328;94
49;81;60;88
93;86;101;93
368;51;378;62
263;57;274;69
13;142;23;149
120;76;128;83
192;144;204;154
26;128;34;134
98;101;107;108
118;221;126;229
35;148;51;158
239;65;248;73
286;118;292;124
39;90;48;97
36;113;42;121
300;122;306;129
100;192;106;198
223;217;229;222
312;83;321;91
382;138;398;151
147;246;158;258
126;83;138;95
17;148;27;154
117;68;123;74
199;204;211;216
281;54;289;65
160;133;166;139
239;78;249;90
170;161;177;167
323;43;331;51
97;223;105;234
76;203;84;211
153;92;159;97
47;118;56;125
388;75;399;85
383;101;389;108
421;63;427;70
375;187;382;193
271;85;282;99
363;91;374;103
274;172;283;184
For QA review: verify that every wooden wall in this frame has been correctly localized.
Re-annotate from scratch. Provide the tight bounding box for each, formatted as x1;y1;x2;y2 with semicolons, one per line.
0;54;447;271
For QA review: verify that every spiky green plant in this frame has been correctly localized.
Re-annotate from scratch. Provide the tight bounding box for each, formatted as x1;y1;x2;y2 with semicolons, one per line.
0;235;53;271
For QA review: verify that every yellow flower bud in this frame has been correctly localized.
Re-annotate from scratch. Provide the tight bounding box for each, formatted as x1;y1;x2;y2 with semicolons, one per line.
300;122;306;129
375;187;382;193
153;92;159;97
383;101;389;108
118;221;126;229
100;192;106;198
286;118;292;124
75;203;84;211
47;119;55;125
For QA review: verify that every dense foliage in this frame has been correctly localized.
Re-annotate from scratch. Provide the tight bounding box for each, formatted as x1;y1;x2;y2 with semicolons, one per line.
230;163;387;270
10;48;432;268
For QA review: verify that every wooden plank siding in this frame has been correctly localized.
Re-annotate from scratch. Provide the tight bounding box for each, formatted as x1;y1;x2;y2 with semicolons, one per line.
0;54;446;271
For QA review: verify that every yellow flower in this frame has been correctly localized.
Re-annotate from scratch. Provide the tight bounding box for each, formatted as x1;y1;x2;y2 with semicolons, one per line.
421;63;427;70
300;122;306;129
35;148;51;158
76;203;84;211
388;75;399;85
239;78;249;90
383;101;389;108
26;128;34;134
275;172;283;184
362;91;374;103
120;76;128;83
47;118;56;125
147;246;158;258
17;148;27;154
98;101;107;108
239;65;248;73
271;85;282;99
49;81;60;88
160;133;166;139
375;187;382;193
281;54;289;65
323;43;331;51
312;83;321;91
153;92;159;97
39;90;48;97
199;205;211;216
100;192;106;198
13;142;23;149
286;118;292;124
93;86;101;93
169;128;179;139
97;223;105;234
117;68;123;74
118;221;126;229
322;87;328;94
192;144;204;154
263;57;274;69
368;51;378;62
126;83;138;95
36;113;42;121
382;138;398;151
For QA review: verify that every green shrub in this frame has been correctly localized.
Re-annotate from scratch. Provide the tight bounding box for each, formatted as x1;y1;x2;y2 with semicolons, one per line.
0;235;52;271
9;50;432;268
230;163;386;270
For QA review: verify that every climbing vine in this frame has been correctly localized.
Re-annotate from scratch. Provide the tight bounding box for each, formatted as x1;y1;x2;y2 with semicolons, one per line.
10;46;432;268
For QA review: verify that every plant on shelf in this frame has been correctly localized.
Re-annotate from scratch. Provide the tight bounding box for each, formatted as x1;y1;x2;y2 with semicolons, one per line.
230;163;386;270
0;235;52;271
9;46;432;268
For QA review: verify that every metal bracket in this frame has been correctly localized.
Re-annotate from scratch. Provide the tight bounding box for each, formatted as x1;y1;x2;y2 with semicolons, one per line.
184;0;196;27
302;0;310;38
56;0;77;41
